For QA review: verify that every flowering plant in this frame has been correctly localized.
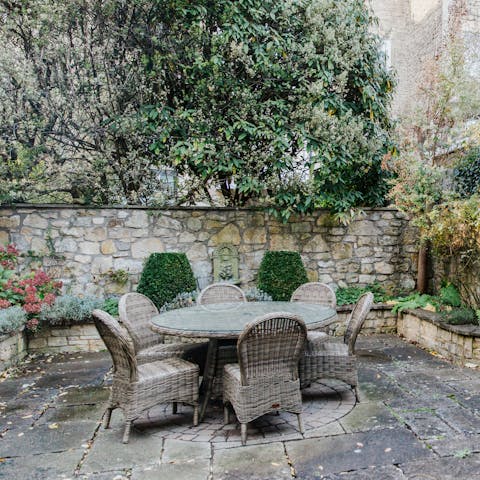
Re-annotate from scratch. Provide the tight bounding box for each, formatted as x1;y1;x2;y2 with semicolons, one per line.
0;244;62;332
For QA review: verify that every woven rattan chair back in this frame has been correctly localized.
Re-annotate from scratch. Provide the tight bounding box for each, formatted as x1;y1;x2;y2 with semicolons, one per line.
197;283;246;305
290;282;336;308
237;313;307;385
92;309;137;381
118;292;160;352
344;292;374;355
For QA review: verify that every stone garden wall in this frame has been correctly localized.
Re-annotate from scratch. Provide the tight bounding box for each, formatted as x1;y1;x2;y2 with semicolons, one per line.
0;205;418;297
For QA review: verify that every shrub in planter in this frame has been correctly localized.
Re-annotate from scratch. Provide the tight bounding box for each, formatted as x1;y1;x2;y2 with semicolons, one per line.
159;291;198;312
244;287;272;302
103;296;119;316
137;252;197;310
40;295;103;326
257;251;308;301
0;306;26;335
441;307;478;326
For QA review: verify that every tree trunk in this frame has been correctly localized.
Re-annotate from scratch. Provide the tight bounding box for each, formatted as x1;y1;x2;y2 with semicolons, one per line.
417;244;428;293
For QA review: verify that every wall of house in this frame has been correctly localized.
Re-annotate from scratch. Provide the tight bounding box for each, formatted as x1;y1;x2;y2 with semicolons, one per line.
0;205;418;297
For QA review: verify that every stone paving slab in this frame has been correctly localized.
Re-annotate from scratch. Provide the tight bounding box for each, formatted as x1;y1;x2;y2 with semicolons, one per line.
285;428;434;477
2;335;480;479
0;449;83;479
212;442;291;480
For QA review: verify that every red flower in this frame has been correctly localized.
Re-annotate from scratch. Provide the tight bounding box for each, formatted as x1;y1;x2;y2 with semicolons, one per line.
0;299;11;309
43;293;56;306
24;303;42;314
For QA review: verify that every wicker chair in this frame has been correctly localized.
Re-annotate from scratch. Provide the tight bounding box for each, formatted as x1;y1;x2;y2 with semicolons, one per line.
92;309;199;443
223;312;307;445
118;292;207;364
197;283;247;398
197;283;246;304
298;292;374;401
291;282;337;347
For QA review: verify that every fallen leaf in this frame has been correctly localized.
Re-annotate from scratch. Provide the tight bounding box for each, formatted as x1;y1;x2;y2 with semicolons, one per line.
48;423;59;429
385;447;392;453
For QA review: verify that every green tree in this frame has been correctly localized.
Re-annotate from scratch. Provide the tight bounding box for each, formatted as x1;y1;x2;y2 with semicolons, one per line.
0;0;394;217
145;0;394;218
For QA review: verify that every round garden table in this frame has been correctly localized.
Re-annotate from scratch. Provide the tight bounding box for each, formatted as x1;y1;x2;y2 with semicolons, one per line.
151;301;337;420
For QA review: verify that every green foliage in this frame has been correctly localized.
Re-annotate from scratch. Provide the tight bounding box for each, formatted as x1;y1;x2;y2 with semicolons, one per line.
441;307;477;325
439;283;462;308
454;147;480;198
144;0;394;217
257;251;308;301
0;0;394;216
40;295;103;326
244;287;273;302
159;291;198;312
336;283;388;306
103;297;119;317
391;293;439;313
0;306;26;334
137;253;197;310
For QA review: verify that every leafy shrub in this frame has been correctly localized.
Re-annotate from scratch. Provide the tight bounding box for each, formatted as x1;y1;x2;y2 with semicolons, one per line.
0;244;62;332
160;291;198;312
441;307;478;325
453;147;480;198
439;283;462;308
257;251;308;301
336;283;388;306
40;295;103;326
391;293;439;313
244;287;273;302
137;253;197;310
103;297;119;316
0;306;26;334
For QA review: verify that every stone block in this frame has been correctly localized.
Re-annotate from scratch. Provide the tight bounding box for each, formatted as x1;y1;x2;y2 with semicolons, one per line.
84;227;107;242
125;211;149;228
269;234;298;251
101;239;116;255
374;262;395;274
28;337;48;349
48;336;69;347
131;238;165;258
186;217;202;231
302;234;329;253
243;227;266;244
92;256;113;274
79;241;100;255
209;224;241;246
0;230;9;244
331;243;353;260
0;215;20;228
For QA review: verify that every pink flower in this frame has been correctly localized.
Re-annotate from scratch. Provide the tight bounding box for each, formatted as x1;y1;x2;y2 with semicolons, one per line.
24;303;42;314
0;299;11;309
43;293;56;306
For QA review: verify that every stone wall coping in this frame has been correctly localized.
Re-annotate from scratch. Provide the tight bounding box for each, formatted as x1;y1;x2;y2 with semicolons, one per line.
404;308;480;337
0;203;401;213
337;303;393;313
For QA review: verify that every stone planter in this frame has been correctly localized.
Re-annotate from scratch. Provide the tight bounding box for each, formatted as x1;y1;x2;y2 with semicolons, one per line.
398;308;480;367
0;328;27;371
328;303;398;336
27;323;104;354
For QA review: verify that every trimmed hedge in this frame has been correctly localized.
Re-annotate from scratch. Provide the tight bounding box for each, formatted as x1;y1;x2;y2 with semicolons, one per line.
257;251;308;301
137;252;197;310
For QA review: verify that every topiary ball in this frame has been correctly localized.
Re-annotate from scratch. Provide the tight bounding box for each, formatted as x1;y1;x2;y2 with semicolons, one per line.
257;251;308;301
137;252;197;310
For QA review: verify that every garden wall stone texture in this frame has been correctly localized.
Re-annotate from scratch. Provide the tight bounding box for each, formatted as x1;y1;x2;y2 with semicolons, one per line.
0;205;418;297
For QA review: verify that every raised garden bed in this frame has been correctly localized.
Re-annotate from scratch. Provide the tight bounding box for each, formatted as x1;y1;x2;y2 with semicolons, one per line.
0;328;27;371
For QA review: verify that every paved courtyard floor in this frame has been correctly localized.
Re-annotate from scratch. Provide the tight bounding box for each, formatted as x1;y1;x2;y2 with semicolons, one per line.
2;334;480;479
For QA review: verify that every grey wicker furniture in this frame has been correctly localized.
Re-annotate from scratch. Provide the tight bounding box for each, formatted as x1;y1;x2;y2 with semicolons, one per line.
197;283;247;304
223;312;307;445
92;309;199;443
197;283;247;408
298;292;374;401
118;292;206;364
290;282;336;347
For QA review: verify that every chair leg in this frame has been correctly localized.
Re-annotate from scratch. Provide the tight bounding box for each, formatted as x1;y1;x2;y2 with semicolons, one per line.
172;402;178;414
241;423;247;446
122;420;132;444
354;385;360;403
103;407;113;429
193;405;199;427
297;413;304;435
223;404;229;425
